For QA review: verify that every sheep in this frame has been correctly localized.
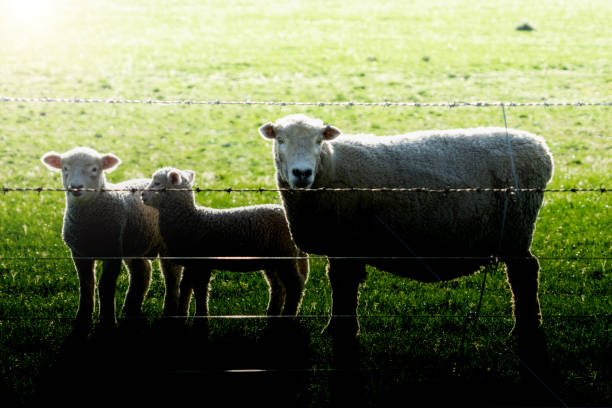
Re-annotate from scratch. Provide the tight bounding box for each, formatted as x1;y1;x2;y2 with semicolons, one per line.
41;147;182;328
140;167;309;320
259;114;554;338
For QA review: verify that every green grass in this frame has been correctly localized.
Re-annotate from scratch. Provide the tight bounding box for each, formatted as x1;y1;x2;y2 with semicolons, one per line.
0;0;611;405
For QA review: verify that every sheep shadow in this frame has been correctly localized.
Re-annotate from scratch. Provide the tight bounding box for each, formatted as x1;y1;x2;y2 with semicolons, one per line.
28;318;562;407
30;317;315;407
344;327;562;408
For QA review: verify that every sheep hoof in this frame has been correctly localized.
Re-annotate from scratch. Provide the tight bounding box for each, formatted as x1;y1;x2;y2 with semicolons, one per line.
98;317;117;331
322;316;360;339
191;318;210;337
69;319;91;339
508;321;544;343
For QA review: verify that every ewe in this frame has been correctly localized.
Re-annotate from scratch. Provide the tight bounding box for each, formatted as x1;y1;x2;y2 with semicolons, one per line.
41;147;182;327
259;114;554;338
141;167;309;318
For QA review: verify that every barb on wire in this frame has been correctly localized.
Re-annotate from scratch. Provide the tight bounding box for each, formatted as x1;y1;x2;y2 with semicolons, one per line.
0;186;608;193
1;95;612;107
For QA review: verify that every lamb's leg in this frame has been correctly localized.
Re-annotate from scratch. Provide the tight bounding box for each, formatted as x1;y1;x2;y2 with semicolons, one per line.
277;263;307;316
121;258;152;319
190;268;211;331
98;259;123;325
323;259;367;338
192;268;212;317
72;255;96;324
178;269;194;316
262;269;286;316
160;258;182;316
505;252;542;337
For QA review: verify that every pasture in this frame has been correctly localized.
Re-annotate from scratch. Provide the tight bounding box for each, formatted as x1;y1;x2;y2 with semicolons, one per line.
0;0;610;405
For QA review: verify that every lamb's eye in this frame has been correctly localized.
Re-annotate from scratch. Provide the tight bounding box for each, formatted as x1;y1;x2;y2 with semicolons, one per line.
316;139;323;145
92;167;97;172
277;139;285;145
63;167;68;171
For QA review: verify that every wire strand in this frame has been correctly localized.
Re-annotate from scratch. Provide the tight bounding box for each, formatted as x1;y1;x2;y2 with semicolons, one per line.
1;186;608;193
2;96;612;107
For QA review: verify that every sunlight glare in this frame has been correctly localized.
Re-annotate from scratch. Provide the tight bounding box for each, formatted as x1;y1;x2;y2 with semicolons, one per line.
4;0;56;27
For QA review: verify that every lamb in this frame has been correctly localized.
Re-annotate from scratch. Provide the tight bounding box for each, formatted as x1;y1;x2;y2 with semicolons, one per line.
41;147;182;327
259;114;554;338
140;167;309;319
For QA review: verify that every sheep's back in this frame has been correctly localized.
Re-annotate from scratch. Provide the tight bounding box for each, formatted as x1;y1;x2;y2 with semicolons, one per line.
280;128;553;273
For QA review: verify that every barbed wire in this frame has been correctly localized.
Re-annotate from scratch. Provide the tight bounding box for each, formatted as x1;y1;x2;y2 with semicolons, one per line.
0;255;609;261
2;95;612;107
0;313;609;321
1;186;608;194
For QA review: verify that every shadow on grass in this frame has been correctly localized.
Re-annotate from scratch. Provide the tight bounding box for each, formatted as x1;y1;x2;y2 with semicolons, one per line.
27;319;567;407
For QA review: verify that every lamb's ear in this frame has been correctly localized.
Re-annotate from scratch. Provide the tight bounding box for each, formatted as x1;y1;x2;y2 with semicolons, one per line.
322;125;341;141
168;170;182;185
183;170;196;185
258;122;276;139
41;152;62;171
101;153;121;172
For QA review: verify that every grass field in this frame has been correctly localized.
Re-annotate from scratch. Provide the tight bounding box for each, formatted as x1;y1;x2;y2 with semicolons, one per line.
1;0;610;406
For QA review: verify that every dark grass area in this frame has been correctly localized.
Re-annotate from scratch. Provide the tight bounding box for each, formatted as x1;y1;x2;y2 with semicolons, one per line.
4;316;609;407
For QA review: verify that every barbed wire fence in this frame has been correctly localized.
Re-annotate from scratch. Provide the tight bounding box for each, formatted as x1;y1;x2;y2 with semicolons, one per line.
1;96;610;405
1;95;609;317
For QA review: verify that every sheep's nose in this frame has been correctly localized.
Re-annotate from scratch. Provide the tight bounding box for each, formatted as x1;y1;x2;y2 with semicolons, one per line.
292;168;313;179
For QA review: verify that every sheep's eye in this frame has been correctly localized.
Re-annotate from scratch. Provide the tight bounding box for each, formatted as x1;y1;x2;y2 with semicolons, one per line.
92;167;98;172
316;139;323;145
63;167;68;171
277;139;285;145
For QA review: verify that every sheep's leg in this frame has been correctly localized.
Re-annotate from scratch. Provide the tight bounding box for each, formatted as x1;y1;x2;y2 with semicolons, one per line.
323;259;367;338
160;258;182;316
121;258;152;319
72;255;96;323
189;268;211;331
192;268;212;317
277;264;307;316
178;269;194;316
98;259;123;325
505;252;542;337
262;269;286;316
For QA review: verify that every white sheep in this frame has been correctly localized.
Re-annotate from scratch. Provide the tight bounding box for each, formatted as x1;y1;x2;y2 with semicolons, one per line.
41;147;182;327
141;167;309;319
259;114;554;338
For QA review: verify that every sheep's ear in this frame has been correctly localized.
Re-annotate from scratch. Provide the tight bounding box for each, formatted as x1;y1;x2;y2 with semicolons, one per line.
168;171;182;185
183;170;196;185
101;153;121;172
41;152;62;171
322;125;341;141
258;122;276;139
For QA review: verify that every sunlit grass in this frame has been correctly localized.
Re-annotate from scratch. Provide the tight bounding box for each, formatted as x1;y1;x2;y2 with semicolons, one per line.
0;0;610;405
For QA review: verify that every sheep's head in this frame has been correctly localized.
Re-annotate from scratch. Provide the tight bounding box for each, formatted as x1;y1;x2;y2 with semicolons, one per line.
41;147;120;203
259;114;341;189
142;167;196;209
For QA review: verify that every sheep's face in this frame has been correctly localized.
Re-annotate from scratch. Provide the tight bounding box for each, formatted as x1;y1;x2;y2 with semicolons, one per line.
41;147;120;203
259;114;341;188
142;168;195;209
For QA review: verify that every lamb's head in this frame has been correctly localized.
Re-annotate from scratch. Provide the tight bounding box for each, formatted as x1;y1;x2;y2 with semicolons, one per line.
259;114;341;188
141;167;196;209
41;147;120;203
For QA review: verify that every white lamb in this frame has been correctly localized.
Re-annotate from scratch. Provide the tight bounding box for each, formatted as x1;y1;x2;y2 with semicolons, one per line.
141;167;309;318
41;147;182;327
259;114;554;338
